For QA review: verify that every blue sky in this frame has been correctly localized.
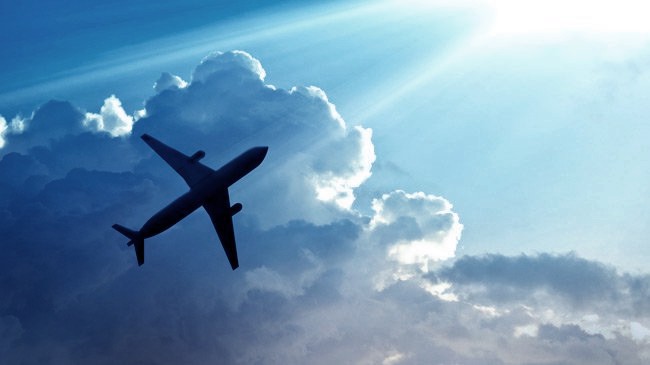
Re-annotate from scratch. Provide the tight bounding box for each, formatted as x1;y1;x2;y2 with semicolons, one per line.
2;0;650;363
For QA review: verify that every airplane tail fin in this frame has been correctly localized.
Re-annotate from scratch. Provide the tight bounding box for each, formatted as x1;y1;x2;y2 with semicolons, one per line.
112;224;145;266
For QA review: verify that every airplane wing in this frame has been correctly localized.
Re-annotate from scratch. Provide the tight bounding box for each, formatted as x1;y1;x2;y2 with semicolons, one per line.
141;134;214;188
203;189;239;270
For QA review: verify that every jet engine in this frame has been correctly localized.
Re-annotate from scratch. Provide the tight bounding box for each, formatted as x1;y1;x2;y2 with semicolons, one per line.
190;150;205;162
230;203;243;216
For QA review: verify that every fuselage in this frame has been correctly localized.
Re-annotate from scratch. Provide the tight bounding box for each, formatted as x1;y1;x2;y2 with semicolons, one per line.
139;146;268;238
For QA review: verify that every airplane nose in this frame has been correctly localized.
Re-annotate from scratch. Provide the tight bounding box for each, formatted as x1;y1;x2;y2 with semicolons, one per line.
259;146;268;158
250;146;268;167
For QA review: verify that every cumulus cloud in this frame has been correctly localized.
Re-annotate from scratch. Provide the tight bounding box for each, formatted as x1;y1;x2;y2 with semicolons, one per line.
1;96;134;152
9;115;26;133
1;50;650;364
83;95;134;137
371;190;463;269
153;72;188;93
0;100;87;153
192;50;266;84
359;190;464;297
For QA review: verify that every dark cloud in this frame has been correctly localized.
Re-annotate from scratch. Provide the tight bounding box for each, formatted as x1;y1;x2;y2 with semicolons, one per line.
516;323;647;365
537;323;604;343
434;253;650;317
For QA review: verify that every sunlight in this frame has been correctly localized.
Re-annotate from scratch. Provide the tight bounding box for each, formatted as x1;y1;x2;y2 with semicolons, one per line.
394;0;650;35
356;0;650;124
352;35;484;124
486;0;650;35
0;1;384;109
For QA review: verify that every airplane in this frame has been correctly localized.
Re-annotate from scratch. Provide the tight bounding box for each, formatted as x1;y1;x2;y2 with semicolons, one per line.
112;134;268;270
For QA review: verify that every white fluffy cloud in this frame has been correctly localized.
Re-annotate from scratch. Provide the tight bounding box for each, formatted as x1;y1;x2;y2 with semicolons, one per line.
0;116;6;148
83;95;134;137
192;50;266;83
0;115;28;149
153;72;188;93
358;190;464;297
371;190;463;269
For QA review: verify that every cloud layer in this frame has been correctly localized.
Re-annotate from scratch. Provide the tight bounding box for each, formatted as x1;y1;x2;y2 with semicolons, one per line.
1;51;649;364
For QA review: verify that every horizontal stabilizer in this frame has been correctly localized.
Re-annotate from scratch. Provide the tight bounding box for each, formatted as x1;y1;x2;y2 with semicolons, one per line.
112;224;137;240
112;224;145;266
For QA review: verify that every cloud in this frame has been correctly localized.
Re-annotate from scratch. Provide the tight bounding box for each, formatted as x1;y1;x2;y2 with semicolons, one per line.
434;253;650;315
82;95;134;137
1;50;650;364
371;190;463;268
0;96;134;152
153;72;188;93
0;101;85;153
0;116;7;148
423;252;650;359
363;190;464;297
192;50;266;84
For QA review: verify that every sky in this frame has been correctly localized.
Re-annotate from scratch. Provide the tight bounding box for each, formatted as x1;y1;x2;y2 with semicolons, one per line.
1;0;650;363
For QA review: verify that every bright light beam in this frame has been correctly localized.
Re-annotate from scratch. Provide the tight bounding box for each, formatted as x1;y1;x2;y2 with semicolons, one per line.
393;0;650;35
0;1;384;109
350;2;491;125
347;0;650;125
486;0;650;35
351;33;487;125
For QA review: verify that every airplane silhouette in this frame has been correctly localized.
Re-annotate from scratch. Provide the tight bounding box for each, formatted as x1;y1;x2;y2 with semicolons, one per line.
113;134;268;270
